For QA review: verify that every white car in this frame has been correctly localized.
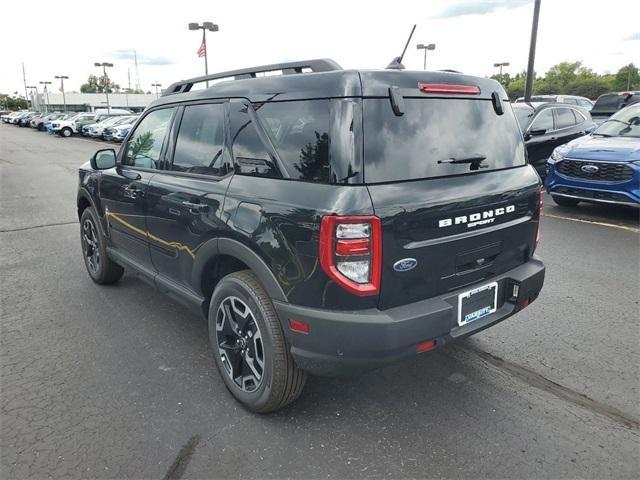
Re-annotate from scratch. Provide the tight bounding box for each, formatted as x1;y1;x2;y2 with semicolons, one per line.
89;116;128;138
51;113;97;137
110;120;137;142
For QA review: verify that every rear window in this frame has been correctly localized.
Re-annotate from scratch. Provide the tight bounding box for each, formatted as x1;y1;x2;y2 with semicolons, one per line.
363;99;526;183
593;94;623;112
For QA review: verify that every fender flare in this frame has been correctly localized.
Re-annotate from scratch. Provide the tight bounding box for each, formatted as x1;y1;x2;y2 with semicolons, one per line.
191;237;287;303
77;187;108;237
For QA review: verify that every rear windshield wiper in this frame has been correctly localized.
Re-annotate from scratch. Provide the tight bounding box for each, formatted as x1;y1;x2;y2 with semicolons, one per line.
438;155;487;165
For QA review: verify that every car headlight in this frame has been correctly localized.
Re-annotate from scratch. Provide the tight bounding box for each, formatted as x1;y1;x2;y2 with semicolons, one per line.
550;145;570;161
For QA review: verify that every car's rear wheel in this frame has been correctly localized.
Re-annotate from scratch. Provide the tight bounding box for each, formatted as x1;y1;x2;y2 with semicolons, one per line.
552;195;580;207
80;208;124;284
208;270;306;413
37;123;44;131
60;127;72;137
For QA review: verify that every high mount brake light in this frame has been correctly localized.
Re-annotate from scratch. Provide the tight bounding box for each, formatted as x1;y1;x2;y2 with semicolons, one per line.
418;83;480;95
319;216;382;296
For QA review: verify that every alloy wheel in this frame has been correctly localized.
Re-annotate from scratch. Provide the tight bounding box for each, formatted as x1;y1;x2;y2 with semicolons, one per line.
216;296;265;392
82;218;100;274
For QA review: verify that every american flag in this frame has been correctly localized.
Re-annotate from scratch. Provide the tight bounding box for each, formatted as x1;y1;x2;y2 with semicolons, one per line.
197;40;206;58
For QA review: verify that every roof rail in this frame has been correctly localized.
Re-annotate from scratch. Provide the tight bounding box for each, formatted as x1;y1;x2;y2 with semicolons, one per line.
162;58;342;96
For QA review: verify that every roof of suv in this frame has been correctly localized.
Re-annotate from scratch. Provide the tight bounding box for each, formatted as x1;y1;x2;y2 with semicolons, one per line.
148;58;506;109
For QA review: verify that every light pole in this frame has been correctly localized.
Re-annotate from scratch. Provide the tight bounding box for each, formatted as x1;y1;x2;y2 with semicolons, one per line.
152;82;162;98
188;21;219;86
524;0;542;102
39;81;52;113
55;75;69;112
493;62;510;77
416;43;436;70
94;62;114;113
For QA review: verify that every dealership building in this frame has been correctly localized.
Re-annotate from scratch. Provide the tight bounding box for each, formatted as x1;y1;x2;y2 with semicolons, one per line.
28;92;157;113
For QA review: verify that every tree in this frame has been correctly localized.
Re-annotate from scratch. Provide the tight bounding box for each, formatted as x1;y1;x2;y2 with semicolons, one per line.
613;64;639;91
80;74;120;93
0;93;28;110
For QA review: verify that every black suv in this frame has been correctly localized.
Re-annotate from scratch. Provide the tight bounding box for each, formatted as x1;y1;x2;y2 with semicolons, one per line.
77;59;545;412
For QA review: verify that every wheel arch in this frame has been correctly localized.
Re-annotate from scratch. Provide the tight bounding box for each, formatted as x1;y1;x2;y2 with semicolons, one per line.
193;238;288;311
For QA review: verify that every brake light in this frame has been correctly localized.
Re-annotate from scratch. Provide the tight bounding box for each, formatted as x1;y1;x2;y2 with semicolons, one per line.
319;216;382;296
418;83;480;95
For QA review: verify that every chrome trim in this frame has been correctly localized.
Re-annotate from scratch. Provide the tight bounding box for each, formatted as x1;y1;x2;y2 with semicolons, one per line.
551;192;639;207
563;157;636;164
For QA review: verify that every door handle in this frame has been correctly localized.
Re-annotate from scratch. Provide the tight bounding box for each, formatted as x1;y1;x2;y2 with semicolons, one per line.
182;201;208;213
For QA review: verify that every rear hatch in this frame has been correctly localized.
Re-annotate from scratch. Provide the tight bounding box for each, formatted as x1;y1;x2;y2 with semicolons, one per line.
360;72;541;309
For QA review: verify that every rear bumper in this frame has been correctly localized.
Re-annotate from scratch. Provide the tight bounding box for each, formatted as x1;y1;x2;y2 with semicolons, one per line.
274;256;545;376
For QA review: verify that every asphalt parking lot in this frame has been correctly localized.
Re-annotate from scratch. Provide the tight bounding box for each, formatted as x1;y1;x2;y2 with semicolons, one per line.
1;124;639;479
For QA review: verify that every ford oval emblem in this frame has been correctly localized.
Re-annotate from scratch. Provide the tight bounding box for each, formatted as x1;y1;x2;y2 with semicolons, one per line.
581;164;599;174
393;258;418;272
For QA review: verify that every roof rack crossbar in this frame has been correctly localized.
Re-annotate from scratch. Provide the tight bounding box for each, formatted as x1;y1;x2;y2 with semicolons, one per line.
163;58;342;96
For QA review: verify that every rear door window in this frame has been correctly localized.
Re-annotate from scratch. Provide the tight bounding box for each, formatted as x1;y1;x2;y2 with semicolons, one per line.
529;109;554;131
555;108;576;129
362;98;526;183
172;103;227;176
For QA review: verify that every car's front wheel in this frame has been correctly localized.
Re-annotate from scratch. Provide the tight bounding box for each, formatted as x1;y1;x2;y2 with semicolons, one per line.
60;127;73;137
208;271;306;413
552;195;580;207
80;208;124;284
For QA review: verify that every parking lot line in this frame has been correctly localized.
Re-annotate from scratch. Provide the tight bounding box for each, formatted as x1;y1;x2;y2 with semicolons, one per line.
544;213;639;233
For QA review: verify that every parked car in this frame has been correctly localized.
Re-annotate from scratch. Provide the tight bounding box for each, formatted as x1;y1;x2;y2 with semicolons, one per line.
590;91;640;125
45;113;75;134
90;115;133;139
19;112;42;127
102;115;138;141
545;103;640;207
12;111;38;125
51;113;98;136
31;112;66;131
77;59;545;412
2;111;25;123
512;102;596;176
109;122;136;142
515;94;594;111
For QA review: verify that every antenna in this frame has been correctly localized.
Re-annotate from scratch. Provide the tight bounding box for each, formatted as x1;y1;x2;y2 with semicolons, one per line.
386;24;417;70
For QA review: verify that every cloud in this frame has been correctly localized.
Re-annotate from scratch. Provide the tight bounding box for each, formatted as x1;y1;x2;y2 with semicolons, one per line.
109;49;174;65
432;0;531;19
625;32;640;41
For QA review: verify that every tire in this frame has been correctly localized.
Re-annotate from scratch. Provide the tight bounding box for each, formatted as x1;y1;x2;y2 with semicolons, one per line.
37;123;44;131
80;207;124;284
60;127;72;137
208;270;306;413
552;195;580;207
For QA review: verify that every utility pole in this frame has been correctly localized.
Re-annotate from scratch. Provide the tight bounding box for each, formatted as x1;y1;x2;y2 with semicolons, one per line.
22;62;29;108
152;82;162;99
189;22;219;86
524;0;541;102
416;43;436;70
55;75;69;112
94;62;114;114
39;81;52;113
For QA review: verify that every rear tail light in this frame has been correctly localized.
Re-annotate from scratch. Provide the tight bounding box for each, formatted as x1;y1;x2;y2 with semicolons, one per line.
319;216;382;296
418;83;480;95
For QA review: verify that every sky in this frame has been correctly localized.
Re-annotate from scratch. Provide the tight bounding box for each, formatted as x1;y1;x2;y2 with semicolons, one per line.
1;0;638;96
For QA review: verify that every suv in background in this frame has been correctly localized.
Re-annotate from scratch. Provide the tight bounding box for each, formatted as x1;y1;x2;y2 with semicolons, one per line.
77;59;545;412
590;91;640;125
515;94;594;111
52;112;98;136
512;102;595;176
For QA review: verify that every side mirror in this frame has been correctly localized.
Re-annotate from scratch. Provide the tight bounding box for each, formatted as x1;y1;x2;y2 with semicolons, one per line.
528;128;547;137
91;149;116;170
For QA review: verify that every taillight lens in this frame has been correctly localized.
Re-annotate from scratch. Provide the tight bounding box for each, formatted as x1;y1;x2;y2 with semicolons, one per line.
319;216;382;296
418;83;480;95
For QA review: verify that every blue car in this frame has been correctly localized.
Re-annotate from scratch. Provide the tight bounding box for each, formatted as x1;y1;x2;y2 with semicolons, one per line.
545;103;640;207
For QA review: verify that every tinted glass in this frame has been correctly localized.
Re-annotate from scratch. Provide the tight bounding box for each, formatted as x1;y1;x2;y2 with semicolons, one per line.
593;94;623;112
363;99;526;183
530;109;554;131
594;104;640;138
230;103;280;178
572;110;585;124
555;108;576;129
172;103;226;175
578;99;593;109
255;100;331;183
123;108;174;169
564;98;578;105
513;105;534;130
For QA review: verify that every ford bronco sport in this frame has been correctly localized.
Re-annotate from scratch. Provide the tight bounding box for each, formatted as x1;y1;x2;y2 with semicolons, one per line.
77;59;545;412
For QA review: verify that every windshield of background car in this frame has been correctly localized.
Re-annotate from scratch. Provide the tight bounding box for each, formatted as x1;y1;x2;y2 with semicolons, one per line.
594;105;640;138
362;98;526;183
